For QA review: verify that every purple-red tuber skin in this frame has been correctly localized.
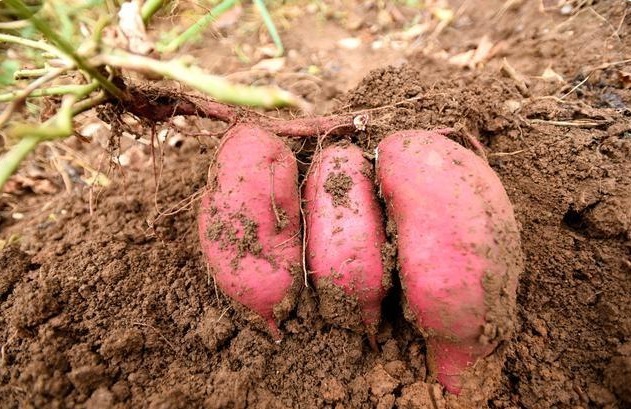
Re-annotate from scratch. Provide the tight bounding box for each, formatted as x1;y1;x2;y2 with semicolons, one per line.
304;144;388;348
198;125;301;341
376;130;522;394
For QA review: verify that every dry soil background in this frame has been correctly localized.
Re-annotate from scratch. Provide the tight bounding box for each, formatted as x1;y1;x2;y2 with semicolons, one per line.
1;1;630;408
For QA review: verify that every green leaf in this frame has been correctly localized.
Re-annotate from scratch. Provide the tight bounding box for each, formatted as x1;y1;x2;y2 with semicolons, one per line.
0;60;20;86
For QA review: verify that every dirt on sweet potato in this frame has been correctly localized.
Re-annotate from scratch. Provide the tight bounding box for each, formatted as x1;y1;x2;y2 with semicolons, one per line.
323;171;354;208
313;276;365;334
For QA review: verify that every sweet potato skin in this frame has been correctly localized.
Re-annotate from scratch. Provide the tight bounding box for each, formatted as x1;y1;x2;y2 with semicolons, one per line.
304;144;388;341
376;130;522;394
198;125;301;340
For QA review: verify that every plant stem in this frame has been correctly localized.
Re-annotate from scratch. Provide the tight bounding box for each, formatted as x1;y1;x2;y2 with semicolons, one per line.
0;20;31;30
0;82;98;103
101;52;304;109
0;134;41;190
72;90;108;115
253;0;284;57
8;96;75;140
5;0;124;100
13;68;50;80
89;15;111;49
0;67;69;129
0;33;64;58
0;96;75;191
158;0;237;53
141;0;166;24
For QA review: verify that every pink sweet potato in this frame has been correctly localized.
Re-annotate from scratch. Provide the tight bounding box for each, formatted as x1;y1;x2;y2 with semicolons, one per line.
304;143;389;346
376;130;522;394
198;124;301;341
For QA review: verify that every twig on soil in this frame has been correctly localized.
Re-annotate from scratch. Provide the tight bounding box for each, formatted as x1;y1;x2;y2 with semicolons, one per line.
335;95;424;115
527;119;608;128
89;152;108;216
48;145;73;193
149;125;159;193
131;321;177;352
560;75;590;99
500;59;531;97
211;270;220;302
614;7;628;38
53;143;111;188
587;7;620;41
0;330;17;366
489;120;603;158
216;306;231;323
488;149;527;157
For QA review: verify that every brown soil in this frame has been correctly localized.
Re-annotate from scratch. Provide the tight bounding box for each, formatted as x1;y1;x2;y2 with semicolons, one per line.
2;1;631;408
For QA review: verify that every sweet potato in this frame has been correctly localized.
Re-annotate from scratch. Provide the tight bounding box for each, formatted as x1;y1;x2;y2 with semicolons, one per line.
304;143;389;348
376;130;523;394
198;124;301;341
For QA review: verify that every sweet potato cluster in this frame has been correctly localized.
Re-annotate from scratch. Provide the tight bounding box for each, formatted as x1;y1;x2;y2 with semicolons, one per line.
198;124;523;394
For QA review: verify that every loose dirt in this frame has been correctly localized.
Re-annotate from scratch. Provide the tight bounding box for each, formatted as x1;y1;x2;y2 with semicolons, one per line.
1;1;630;408
323;171;354;208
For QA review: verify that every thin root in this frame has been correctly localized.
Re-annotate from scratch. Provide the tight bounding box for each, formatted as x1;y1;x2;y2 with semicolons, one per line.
269;163;282;228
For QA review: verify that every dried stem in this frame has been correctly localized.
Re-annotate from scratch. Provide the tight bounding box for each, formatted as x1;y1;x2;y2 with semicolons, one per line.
500;58;530;97
527;119;608;128
121;87;363;137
